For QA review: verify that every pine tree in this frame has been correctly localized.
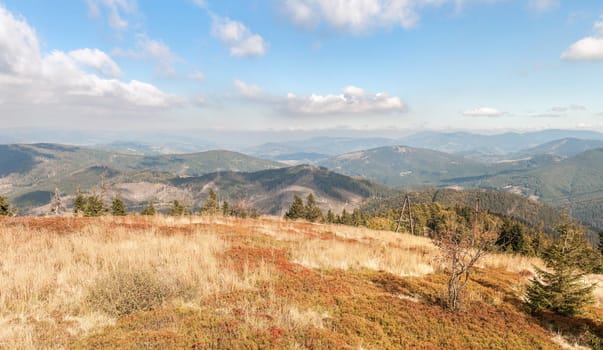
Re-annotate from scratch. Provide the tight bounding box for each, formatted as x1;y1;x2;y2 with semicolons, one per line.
0;196;15;216
285;195;306;220
326;209;335;224
140;201;156;216
496;218;527;254
200;189;220;215
84;194;105;217
340;209;353;225
598;231;603;256
169;200;186;216
305;193;323;222
111;196;127;216
526;224;597;316
73;187;86;215
222;201;230;216
352;208;364;227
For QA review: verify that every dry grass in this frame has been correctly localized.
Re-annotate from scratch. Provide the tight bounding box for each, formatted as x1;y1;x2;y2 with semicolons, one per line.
0;215;601;349
0;216;271;348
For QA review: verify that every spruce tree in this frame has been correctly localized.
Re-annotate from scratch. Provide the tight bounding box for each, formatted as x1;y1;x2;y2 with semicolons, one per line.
526;224;597;316
305;193;323;222
200;189;220;215
169;200;186;216
140;201;156;216
84;194;105;217
73;187;86;215
352;208;364;227
340;209;353;225
496;218;527;254
598;231;603;255
0;196;14;216
285;195;306;220
326;209;335;224
111;196;127;216
222;201;230;216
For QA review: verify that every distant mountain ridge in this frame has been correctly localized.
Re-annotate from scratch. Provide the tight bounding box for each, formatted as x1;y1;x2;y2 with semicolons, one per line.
318;145;491;187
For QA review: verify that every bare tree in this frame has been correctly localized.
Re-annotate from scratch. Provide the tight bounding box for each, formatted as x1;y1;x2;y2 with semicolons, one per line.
49;188;64;216
434;201;497;311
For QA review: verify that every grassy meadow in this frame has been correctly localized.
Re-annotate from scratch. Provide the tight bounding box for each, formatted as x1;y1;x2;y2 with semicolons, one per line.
0;215;601;349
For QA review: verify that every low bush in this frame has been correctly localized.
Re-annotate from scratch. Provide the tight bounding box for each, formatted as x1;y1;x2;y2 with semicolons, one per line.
87;267;170;317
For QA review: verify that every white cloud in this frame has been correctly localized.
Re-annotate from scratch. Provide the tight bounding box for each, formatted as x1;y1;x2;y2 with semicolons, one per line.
193;0;207;8
211;16;267;57
462;107;503;117
284;0;318;28
561;16;603;61
0;5;180;109
189;70;205;81
550;104;586;113
283;0;449;33
232;81;404;115
234;79;263;98
528;0;559;12
68;48;122;78
86;0;137;30
561;37;603;61
114;35;178;76
285;86;405;115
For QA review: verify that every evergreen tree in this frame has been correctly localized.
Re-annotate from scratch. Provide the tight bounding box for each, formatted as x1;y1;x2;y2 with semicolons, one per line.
200;189;220;215
111;196;127;216
305;193;323;222
340;209;353;225
249;208;260;219
73;187;86;215
140;201;156;216
84;194;105;217
0;196;15;216
496;218;527;254
352;208;364;227
169;200;186;216
598;231;603;255
526;224;597;316
222;201;230;216
285;195;306;220
326;209;335;224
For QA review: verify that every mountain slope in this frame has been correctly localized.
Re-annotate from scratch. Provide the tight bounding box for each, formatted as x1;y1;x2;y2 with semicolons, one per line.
245;137;399;160
400;129;603;155
452;149;603;231
513;138;603;159
318;146;490;187
0;143;284;201
171;165;385;215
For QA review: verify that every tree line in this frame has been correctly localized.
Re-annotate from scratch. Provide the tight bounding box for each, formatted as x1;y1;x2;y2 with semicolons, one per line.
284;193;603;321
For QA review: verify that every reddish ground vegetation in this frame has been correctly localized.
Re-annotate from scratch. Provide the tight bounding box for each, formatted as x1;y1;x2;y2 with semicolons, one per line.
1;216;601;349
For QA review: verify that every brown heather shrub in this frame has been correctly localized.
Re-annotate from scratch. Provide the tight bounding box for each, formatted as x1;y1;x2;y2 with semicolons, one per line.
86;267;170;317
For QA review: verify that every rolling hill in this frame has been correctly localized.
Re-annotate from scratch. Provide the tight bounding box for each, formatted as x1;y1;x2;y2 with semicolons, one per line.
450;149;603;231
399;129;603;156
0;144;284;209
168;165;385;215
512;138;603;159
318;145;490;187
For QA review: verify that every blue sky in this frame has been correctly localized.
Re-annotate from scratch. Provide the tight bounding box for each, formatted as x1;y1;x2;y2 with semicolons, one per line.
1;0;602;133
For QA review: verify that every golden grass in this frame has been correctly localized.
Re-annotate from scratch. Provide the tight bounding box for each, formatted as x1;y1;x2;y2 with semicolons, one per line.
0;216;271;348
0;215;601;349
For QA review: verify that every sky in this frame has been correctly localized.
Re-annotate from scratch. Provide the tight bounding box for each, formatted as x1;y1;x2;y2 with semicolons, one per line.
1;0;603;134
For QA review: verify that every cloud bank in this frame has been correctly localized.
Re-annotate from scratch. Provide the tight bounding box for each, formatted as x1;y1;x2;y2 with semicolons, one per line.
0;5;180;110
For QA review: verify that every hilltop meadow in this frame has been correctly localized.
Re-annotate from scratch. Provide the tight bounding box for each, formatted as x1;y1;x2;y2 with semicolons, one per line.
0;215;601;349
